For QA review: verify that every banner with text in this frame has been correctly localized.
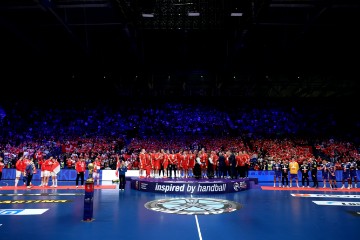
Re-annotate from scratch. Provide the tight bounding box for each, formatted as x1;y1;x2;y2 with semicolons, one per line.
3;169;358;182
131;179;249;194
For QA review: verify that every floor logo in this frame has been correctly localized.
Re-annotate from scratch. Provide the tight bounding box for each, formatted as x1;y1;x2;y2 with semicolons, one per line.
145;198;241;215
313;201;360;206
0;209;49;215
234;182;247;191
0;200;72;204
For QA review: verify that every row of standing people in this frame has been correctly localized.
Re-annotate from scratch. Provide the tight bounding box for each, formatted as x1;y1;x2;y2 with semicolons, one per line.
272;158;358;189
1;154;103;188
137;148;251;179
13;155;61;188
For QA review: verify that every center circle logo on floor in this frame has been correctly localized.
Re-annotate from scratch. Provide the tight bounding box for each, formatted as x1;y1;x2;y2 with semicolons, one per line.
145;198;242;215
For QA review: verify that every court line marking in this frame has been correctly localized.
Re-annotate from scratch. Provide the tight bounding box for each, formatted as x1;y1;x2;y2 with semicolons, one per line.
195;215;203;240
191;194;203;240
291;194;360;198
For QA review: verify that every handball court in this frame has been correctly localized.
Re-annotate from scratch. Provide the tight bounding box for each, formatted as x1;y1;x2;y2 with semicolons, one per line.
0;179;359;240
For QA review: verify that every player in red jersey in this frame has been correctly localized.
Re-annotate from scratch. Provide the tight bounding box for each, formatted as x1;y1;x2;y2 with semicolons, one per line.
199;148;208;178
138;149;147;178
162;150;169;178
35;150;44;168
75;157;86;188
39;157;47;186
43;156;54;187
168;150;177;179
210;151;219;178
15;155;27;187
182;151;190;178
50;157;60;187
93;157;102;185
158;149;166;178
151;150;161;178
177;150;185;178
187;150;196;178
145;152;152;178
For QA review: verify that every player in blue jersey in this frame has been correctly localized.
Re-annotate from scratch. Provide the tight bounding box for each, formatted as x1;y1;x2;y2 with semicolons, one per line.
300;159;310;188
349;159;358;189
320;160;330;188
309;158;319;188
340;160;351;189
328;162;337;189
272;158;282;188
281;159;289;188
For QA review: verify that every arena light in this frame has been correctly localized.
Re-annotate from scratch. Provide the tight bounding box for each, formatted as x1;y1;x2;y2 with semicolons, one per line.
188;12;200;17
142;13;154;18
230;12;243;17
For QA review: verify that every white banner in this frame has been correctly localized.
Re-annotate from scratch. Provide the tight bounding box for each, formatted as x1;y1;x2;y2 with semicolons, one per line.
101;170;139;181
292;194;360;199
312;201;360;206
0;209;49;215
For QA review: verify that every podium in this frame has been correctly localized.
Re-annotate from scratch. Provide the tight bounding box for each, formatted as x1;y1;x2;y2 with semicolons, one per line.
83;181;94;221
83;163;95;222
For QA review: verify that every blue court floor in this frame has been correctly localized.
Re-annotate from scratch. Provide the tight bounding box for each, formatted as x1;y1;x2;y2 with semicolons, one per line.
0;180;359;240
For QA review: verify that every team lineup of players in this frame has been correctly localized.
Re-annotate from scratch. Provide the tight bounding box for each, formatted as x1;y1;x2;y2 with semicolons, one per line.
11;153;103;188
137;148;358;189
138;148;251;180
13;155;61;188
272;157;358;189
4;149;358;190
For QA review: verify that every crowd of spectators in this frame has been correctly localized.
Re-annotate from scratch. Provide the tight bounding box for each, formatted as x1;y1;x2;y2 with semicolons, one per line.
0;97;359;171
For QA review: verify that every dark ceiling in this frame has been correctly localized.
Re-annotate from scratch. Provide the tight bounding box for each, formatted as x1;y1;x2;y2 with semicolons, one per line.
1;0;360;97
